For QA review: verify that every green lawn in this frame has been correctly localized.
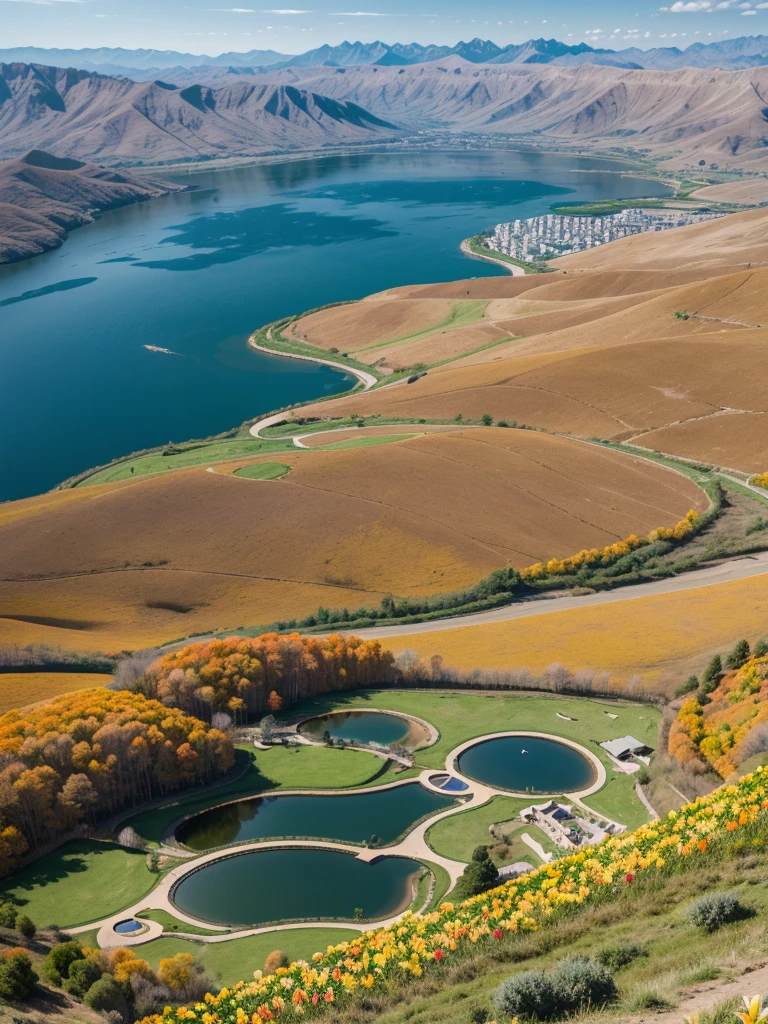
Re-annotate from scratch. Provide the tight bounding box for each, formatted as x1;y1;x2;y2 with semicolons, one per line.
136;908;224;936
427;796;532;864
135;928;361;984
0;841;157;928
318;434;416;451
79;439;292;486
233;462;291;480
125;744;401;845
283;691;659;828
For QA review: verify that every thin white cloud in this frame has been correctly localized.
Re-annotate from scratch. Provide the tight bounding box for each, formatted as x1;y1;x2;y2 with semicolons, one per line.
331;10;391;14
263;7;312;11
660;1;712;9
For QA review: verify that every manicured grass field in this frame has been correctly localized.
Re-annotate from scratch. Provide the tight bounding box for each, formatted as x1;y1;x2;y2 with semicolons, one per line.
318;434;416;451
135;928;361;984
79;439;292;486
233;462;291;480
428;796;539;864
284;691;659;827
0;841;156;928
137;908;224;936
125;744;406;845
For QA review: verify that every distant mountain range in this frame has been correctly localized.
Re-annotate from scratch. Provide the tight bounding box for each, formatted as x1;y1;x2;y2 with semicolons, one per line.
6;35;768;78
0;63;399;165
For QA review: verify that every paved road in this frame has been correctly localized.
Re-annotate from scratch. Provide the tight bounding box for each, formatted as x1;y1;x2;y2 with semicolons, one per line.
324;551;768;640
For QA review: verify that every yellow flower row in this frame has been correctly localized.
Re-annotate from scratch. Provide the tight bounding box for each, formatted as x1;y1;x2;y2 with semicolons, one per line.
145;765;768;1024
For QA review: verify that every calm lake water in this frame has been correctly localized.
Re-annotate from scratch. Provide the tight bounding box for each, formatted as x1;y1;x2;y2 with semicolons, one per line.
176;781;456;851
457;735;594;794
172;848;422;925
0;150;671;501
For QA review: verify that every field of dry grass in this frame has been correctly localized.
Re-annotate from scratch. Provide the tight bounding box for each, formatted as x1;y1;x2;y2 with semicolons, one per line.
378;573;768;695
0;672;112;713
0;430;705;652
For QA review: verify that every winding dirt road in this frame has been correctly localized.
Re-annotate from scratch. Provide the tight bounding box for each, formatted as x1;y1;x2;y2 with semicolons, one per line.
320;551;768;640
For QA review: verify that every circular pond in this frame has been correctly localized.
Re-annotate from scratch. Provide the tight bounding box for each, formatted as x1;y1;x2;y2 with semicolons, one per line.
457;735;595;794
172;848;423;926
176;782;456;851
113;919;143;934
299;710;429;749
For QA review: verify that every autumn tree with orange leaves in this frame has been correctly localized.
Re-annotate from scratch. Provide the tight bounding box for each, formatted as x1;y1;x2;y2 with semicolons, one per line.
0;690;233;876
139;633;397;720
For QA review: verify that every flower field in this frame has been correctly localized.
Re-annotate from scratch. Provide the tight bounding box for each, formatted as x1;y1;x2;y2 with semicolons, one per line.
146;766;768;1024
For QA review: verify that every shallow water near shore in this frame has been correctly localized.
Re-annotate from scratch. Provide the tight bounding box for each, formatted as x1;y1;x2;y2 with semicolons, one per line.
0;149;671;501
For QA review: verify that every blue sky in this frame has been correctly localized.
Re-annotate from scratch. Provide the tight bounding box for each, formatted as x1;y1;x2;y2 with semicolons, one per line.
2;0;767;55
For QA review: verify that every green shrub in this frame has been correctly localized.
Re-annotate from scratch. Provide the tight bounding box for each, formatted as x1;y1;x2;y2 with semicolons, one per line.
637;764;651;786
494;969;555;1019
42;940;84;983
687;892;742;931
15;914;35;939
596;942;646;971
726;639;750;671
551;956;616;1012
456;846;499;898
675;675;699;698
494;957;616;1019
83;975;128;1019
0;950;38;1001
64;957;103;998
0;902;18;929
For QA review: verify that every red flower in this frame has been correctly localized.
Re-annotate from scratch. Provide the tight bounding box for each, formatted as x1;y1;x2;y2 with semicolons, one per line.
311;994;320;1005
625;873;634;883
433;950;444;961
493;928;503;940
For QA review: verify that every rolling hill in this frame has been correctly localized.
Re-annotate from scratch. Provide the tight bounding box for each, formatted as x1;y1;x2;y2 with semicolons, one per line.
0;149;185;263
0;63;400;164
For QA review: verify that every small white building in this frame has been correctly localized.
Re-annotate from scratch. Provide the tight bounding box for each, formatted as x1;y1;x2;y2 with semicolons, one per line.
600;735;653;762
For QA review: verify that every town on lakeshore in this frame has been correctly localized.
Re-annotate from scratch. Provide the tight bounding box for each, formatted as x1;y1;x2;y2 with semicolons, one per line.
486;209;724;262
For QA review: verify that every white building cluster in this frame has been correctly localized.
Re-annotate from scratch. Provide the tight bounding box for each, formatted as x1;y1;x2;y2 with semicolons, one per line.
486;209;723;262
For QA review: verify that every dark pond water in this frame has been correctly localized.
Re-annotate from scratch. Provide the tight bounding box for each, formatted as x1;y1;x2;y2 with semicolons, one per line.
172;848;422;925
176;782;456;850
457;735;594;794
299;710;412;746
0;149;671;501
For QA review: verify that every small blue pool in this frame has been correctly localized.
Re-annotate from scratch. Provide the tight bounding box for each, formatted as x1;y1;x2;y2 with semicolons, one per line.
430;774;469;792
114;918;143;934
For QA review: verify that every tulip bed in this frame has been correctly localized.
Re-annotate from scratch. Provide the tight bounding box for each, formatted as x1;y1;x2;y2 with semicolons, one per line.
146;766;768;1024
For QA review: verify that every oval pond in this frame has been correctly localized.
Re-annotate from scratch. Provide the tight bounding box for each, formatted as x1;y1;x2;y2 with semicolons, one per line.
172;848;423;926
299;710;426;748
176;782;456;851
457;735;595;794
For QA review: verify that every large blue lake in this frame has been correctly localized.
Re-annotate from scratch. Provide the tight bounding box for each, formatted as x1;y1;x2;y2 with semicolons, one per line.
0;149;670;501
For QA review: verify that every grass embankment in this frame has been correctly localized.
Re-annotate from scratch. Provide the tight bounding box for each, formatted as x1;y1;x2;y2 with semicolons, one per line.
343;849;768;1024
0;841;157;928
135;929;362;986
253;315;381;383
233;462;291;480
464;235;551;274
77;439;293;487
427;796;560;867
283;690;659;829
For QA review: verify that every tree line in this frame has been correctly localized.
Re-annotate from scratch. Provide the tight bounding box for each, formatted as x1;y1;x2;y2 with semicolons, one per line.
0;689;233;877
130;634;398;721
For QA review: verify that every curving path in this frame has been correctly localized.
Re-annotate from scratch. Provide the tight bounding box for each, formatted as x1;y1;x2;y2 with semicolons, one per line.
320;550;768;640
70;730;608;949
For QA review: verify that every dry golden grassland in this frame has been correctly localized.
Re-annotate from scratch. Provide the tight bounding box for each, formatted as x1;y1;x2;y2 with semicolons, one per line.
0;431;705;652
380;573;768;694
0;672;112;714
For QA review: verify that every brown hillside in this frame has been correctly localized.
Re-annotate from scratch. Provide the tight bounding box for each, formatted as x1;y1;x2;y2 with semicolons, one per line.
0;431;704;651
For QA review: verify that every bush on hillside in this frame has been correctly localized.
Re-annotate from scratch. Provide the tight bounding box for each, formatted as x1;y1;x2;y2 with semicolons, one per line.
42;940;84;984
687;892;742;932
494;969;555;1019
264;950;289;975
553;955;617;1010
596;942;647;971
456;846;500;897
494;957;616;1020
0;949;38;1001
83;975;129;1019
0;902;18;928
15;914;35;939
64;957;103;998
